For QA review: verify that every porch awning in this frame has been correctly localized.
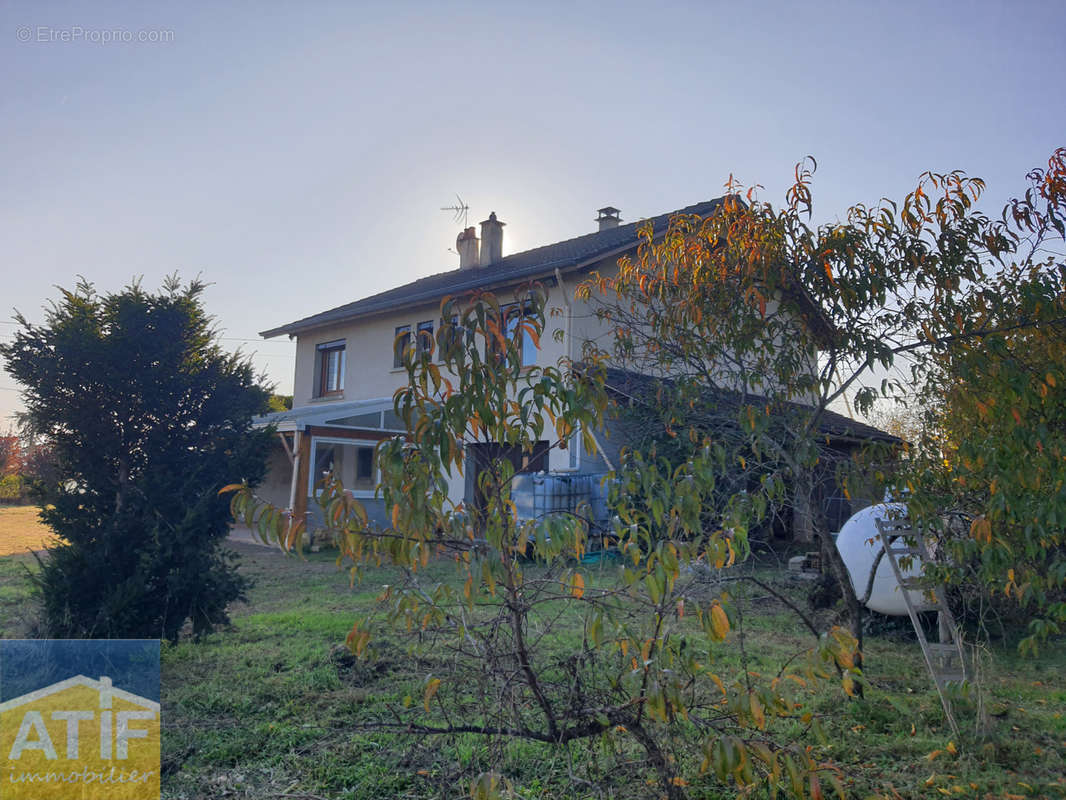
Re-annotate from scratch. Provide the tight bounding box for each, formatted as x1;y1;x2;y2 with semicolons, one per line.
253;397;405;433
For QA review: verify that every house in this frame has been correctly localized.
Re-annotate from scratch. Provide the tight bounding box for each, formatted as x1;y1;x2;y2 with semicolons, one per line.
253;199;896;537
254;201;727;531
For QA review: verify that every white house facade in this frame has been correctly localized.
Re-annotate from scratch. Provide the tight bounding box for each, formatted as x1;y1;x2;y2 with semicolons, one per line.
253;201;727;530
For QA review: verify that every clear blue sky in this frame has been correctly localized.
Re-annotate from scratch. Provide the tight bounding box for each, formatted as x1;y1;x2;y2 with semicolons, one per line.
2;0;1063;426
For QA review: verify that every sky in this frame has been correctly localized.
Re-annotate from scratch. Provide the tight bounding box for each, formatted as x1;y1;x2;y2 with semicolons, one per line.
1;0;1064;429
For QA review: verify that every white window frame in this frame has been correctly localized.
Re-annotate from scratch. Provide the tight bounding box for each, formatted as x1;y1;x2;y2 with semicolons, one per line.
504;306;538;368
568;423;582;471
308;436;379;498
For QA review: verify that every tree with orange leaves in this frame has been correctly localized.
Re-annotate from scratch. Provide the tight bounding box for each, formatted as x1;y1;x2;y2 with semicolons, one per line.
579;149;1066;663
902;151;1066;654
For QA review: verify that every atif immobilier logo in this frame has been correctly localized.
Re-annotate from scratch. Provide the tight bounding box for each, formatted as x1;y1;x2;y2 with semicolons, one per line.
0;639;160;800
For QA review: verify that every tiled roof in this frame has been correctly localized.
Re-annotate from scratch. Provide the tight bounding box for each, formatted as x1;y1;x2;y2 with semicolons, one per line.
602;367;900;444
260;198;727;338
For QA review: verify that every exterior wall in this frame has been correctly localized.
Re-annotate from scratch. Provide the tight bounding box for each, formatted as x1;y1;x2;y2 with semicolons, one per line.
544;257;621;474
292;285;579;411
279;255;641;515
258;441;294;509
565;258;621;363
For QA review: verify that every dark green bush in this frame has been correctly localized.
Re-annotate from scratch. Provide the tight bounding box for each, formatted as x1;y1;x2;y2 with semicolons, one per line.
0;278;273;640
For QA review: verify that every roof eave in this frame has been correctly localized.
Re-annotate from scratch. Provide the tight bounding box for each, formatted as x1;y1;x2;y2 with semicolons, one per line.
258;239;648;340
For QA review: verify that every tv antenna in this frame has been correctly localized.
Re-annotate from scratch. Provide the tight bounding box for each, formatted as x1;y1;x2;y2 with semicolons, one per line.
440;194;470;228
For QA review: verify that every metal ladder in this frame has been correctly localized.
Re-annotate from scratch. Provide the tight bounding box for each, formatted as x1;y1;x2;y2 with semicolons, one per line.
875;516;967;737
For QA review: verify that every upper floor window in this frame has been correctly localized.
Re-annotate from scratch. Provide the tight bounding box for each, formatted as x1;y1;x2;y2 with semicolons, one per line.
416;320;434;357
488;303;538;368
507;305;538;368
393;325;412;368
315;339;345;397
438;314;462;362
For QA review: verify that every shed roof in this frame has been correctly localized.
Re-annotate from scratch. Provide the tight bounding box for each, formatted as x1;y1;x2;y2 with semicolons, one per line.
602;367;900;445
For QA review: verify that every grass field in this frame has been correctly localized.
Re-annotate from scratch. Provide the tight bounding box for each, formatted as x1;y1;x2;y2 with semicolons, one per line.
0;505;56;556
2;541;1063;799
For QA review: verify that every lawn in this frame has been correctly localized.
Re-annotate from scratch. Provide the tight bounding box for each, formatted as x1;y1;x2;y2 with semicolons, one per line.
160;544;1064;800
2;540;1063;798
0;504;57;556
0;506;53;638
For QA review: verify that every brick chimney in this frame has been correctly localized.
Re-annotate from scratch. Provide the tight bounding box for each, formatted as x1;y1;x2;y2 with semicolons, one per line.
457;226;479;269
596;206;621;231
479;212;505;266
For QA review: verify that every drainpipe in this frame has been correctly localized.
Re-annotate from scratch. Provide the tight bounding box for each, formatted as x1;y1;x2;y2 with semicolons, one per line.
553;268;576;470
553;268;573;364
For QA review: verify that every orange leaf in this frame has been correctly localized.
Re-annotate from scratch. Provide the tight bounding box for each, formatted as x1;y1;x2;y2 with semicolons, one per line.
521;320;541;349
571;572;585;599
423;677;441;711
810;773;824;800
970;517;992;544
710;603;730;641
750;693;766;729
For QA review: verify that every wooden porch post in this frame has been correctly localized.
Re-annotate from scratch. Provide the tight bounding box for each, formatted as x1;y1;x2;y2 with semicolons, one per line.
293;429;312;535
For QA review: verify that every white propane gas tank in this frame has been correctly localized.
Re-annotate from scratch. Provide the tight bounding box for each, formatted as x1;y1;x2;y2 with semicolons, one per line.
835;503;924;616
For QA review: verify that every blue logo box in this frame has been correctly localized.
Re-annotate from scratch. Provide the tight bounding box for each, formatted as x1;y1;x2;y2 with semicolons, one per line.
0;639;161;800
